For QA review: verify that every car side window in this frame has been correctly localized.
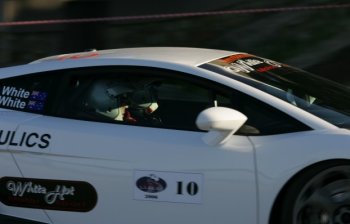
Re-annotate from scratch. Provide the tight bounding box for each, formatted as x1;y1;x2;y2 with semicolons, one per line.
229;89;311;135
54;66;310;135
154;79;218;130
57;70;220;130
0;74;55;114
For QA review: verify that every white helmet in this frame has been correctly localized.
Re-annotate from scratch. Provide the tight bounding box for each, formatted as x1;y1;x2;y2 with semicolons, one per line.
85;80;132;119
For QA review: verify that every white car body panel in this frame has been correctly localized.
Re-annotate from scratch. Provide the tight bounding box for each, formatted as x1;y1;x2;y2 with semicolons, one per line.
11;115;256;224
251;128;350;223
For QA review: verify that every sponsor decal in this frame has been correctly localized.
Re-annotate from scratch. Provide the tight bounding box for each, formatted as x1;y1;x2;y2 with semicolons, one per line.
136;174;167;193
219;53;252;63
0;177;97;212
134;170;202;204
0;130;51;149
213;54;283;74
0;86;48;111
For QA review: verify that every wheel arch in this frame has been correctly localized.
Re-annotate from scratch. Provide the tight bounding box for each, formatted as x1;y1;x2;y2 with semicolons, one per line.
269;158;350;224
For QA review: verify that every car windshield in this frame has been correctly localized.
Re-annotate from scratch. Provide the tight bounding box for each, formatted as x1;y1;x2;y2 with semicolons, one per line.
200;54;350;128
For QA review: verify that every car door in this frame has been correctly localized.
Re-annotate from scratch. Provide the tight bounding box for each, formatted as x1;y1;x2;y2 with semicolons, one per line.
0;112;53;224
8;66;257;224
0;74;56;223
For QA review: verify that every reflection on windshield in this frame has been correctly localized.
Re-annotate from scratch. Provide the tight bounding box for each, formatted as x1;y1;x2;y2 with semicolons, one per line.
201;54;350;128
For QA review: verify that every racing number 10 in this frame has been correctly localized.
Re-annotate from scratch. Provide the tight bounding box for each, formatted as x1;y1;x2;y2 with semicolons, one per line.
177;181;199;196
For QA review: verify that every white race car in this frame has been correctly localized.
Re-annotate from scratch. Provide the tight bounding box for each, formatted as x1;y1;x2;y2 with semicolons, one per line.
0;47;350;224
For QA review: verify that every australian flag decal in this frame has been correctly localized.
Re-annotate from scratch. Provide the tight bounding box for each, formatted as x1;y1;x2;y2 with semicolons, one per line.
27;100;45;111
30;91;48;101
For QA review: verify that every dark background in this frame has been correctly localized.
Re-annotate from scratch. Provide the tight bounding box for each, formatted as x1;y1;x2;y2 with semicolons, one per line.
0;0;349;85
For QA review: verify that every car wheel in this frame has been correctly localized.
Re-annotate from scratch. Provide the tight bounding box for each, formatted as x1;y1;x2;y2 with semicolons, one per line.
276;161;350;224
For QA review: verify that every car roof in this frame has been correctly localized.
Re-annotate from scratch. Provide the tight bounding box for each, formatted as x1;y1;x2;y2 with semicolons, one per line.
31;47;238;66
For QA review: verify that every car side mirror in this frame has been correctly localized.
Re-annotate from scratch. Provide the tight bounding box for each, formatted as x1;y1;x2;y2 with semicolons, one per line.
196;107;247;146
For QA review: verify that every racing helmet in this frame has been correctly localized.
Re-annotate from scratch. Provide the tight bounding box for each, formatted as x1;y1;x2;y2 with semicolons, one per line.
128;79;159;114
85;80;132;119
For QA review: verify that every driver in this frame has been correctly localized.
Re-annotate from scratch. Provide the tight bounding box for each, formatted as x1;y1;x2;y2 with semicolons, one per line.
127;80;160;124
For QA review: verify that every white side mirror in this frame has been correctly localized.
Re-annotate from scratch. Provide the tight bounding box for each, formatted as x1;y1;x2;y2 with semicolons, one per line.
196;107;247;146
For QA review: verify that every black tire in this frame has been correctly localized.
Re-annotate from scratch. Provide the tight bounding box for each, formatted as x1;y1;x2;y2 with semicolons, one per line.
273;160;350;224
